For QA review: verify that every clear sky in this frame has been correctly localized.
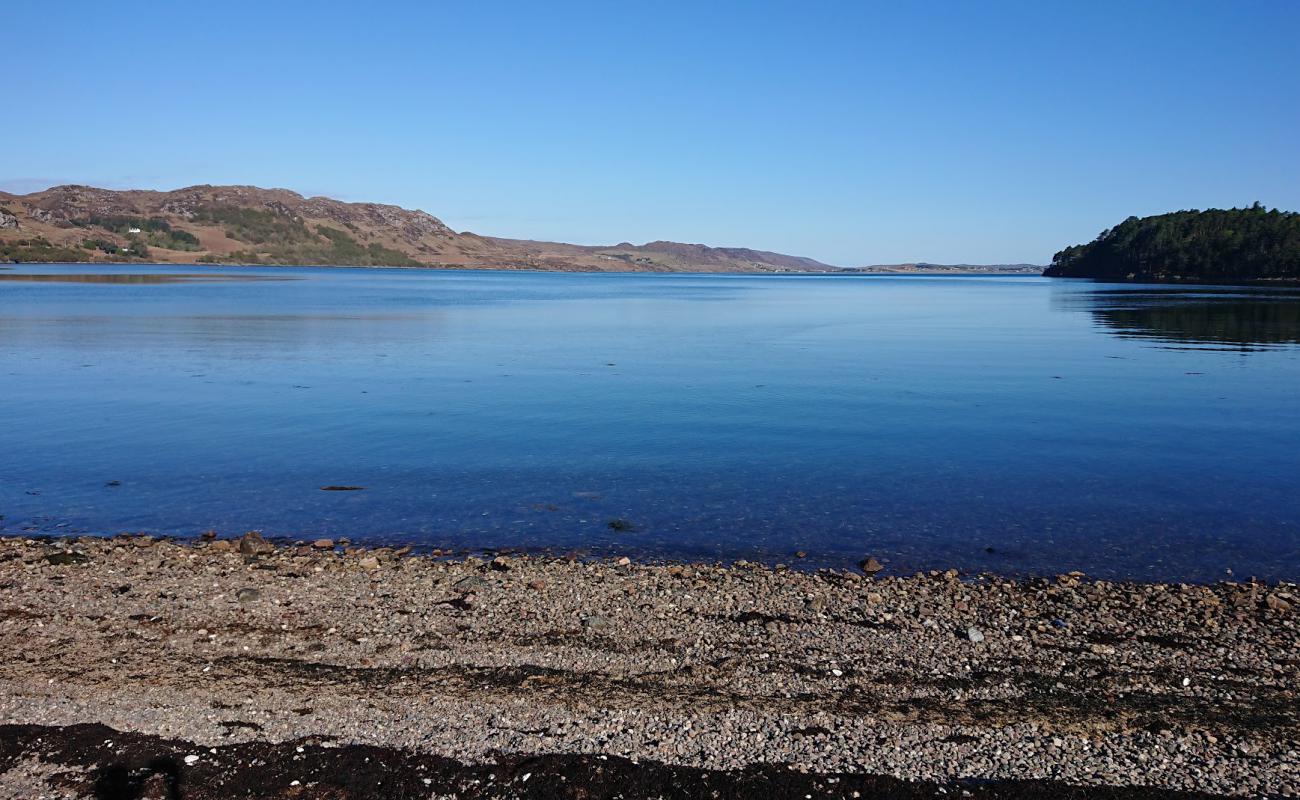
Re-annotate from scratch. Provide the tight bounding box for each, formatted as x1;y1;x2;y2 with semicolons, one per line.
5;1;1298;266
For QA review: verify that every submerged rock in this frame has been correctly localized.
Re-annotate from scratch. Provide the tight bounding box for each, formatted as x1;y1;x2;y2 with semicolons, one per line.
859;557;884;575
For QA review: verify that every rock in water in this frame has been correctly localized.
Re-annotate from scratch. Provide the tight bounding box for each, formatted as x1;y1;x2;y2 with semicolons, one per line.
859;557;884;575
237;531;274;555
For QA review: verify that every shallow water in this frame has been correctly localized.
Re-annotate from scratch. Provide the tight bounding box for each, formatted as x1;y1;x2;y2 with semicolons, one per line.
2;264;1298;581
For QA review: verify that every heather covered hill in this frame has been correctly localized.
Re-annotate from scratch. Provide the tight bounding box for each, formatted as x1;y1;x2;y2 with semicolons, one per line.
1045;205;1300;283
0;184;841;273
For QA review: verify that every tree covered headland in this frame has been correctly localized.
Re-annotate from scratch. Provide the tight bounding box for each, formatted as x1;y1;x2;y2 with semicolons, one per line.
1045;204;1300;282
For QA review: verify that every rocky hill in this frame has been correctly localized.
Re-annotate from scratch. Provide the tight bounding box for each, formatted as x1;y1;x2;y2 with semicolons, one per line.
0;184;840;273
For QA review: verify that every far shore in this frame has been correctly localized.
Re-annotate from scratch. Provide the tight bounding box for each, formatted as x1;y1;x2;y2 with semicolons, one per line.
2;258;1038;276
1;533;1295;798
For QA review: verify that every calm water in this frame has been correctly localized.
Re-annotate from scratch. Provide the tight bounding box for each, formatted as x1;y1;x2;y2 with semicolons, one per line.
2;264;1298;581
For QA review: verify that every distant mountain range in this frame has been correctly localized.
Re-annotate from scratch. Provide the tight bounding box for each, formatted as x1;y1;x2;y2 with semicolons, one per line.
0;184;1047;274
0;184;842;273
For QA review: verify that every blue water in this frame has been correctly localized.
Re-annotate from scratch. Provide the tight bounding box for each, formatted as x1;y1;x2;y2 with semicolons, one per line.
2;264;1298;581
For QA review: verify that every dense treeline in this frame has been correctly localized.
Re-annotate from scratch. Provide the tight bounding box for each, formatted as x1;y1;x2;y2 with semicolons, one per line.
1045;204;1300;282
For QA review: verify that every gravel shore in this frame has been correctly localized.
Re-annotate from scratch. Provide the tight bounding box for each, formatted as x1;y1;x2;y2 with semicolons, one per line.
0;534;1296;798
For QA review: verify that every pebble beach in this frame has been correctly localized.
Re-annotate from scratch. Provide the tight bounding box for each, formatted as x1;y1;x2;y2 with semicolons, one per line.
0;533;1296;798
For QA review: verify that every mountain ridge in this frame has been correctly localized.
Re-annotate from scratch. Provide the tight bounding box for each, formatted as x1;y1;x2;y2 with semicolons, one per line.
0;184;843;273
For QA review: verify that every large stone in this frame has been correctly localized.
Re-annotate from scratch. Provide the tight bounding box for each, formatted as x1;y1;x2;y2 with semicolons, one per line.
1266;594;1292;613
454;575;489;592
237;531;274;555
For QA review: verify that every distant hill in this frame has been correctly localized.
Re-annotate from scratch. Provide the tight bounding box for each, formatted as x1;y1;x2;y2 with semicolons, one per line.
857;262;1043;274
1045;205;1300;283
0;184;842;273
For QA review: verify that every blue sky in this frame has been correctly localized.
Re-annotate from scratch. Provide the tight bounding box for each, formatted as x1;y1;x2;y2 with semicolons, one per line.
5;1;1298;266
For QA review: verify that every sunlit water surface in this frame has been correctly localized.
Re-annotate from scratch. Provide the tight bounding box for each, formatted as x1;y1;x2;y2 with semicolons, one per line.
2;265;1298;581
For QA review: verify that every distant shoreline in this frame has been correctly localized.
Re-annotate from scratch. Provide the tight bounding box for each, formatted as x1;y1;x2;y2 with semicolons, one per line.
0;259;1050;278
1;183;1046;276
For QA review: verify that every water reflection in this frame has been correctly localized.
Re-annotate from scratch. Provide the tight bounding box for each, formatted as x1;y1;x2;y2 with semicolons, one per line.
1056;286;1300;350
0;273;295;284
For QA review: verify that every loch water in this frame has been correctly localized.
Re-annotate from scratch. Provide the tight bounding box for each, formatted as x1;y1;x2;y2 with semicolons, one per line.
2;264;1298;581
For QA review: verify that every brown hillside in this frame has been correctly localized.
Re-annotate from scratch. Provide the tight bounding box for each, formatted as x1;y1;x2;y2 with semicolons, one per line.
0;184;840;273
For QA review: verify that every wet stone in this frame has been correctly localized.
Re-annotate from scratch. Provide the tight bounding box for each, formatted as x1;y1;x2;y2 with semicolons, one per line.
237;532;274;556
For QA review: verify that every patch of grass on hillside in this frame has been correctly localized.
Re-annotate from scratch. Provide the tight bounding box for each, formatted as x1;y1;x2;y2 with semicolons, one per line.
191;205;317;246
1;237;93;263
312;225;422;266
193;206;422;266
79;237;150;258
72;215;201;251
